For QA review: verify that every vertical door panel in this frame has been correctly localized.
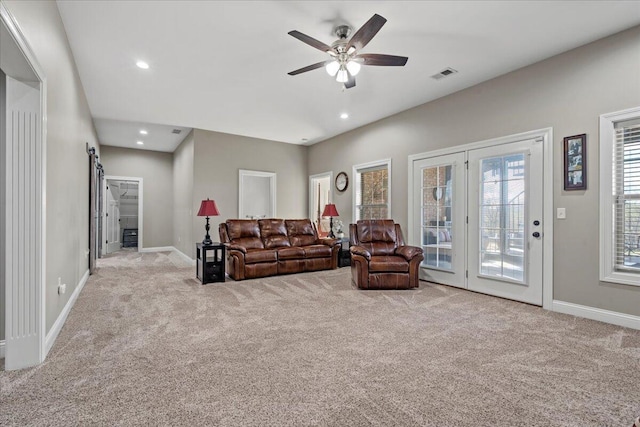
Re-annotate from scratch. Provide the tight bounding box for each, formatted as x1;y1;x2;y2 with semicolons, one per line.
467;139;543;305
412;152;466;288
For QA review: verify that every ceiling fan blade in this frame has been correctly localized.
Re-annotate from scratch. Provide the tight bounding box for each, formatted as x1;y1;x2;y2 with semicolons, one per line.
288;30;332;53
344;73;356;89
357;53;408;67
347;14;387;52
288;61;327;76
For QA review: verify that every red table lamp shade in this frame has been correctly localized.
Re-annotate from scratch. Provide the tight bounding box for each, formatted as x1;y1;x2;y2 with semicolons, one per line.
322;203;339;217
198;199;219;217
322;203;339;238
197;198;219;245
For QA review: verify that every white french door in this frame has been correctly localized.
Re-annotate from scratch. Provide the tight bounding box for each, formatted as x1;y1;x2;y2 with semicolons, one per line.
467;139;543;305
411;136;545;306
412;152;466;288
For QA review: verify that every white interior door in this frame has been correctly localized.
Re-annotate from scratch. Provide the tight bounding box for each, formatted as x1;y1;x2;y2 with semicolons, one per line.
106;182;120;253
467;138;544;305
412;152;466;287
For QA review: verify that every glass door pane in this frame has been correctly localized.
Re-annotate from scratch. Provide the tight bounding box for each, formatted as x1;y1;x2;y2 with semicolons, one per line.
478;154;525;283
421;165;453;270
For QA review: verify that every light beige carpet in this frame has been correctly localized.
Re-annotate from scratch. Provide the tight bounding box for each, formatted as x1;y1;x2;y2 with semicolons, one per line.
1;250;639;426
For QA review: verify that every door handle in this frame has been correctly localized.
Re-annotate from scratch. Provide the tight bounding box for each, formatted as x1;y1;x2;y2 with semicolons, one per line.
532;232;541;238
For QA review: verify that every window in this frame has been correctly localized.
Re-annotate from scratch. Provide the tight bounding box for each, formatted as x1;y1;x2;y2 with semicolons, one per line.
353;159;391;221
600;106;640;286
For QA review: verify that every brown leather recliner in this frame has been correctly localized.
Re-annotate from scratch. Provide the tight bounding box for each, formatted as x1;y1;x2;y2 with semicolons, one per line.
349;220;424;290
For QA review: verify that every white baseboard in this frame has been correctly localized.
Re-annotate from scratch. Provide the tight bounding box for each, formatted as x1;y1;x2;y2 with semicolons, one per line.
0;340;5;358
45;269;90;356
140;246;195;265
553;300;640;330
172;247;195;265
139;246;174;253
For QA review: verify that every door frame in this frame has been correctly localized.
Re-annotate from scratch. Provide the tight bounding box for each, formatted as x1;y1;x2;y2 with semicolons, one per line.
1;3;47;368
309;171;333;234
103;176;143;253
408;128;554;309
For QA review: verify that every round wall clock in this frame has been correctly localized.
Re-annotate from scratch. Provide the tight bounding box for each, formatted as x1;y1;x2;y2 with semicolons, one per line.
335;172;349;192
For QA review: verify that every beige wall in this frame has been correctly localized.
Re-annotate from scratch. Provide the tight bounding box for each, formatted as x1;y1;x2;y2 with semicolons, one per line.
191;129;308;253
100;146;173;249
172;130;194;258
4;0;101;333
309;26;640;316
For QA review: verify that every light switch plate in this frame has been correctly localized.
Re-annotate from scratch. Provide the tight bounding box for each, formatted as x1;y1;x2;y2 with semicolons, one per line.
557;208;566;219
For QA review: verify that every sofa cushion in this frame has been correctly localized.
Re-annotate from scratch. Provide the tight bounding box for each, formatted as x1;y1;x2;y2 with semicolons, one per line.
369;255;409;272
226;219;264;249
244;248;277;264
286;219;318;247
303;244;332;258
259;219;291;248
277;246;305;260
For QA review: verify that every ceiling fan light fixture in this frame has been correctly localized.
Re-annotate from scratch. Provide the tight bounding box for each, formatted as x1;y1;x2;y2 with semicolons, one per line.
346;60;361;76
336;67;349;83
325;60;340;76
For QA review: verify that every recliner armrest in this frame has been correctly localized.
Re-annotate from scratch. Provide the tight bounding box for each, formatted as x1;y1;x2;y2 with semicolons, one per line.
350;245;371;261
319;238;340;247
225;244;247;254
395;245;423;261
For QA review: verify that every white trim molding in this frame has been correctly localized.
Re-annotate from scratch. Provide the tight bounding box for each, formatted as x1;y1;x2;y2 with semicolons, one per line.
238;169;276;219
352;158;392;223
599;106;640;287
45;270;90;356
103;176;143;254
140;246;195;265
553;300;640;330
1;1;48;370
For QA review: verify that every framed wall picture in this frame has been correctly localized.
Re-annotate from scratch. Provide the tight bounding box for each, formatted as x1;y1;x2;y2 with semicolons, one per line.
564;134;586;190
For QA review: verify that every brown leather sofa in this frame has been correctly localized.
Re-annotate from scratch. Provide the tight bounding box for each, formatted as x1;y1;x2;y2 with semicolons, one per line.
219;218;340;281
349;220;424;289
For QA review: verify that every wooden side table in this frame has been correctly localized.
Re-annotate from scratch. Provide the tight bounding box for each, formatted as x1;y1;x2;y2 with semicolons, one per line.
338;237;351;267
196;242;225;284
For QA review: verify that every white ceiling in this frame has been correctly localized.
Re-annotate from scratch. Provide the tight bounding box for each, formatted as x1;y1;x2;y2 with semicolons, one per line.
94;118;191;152
56;1;640;152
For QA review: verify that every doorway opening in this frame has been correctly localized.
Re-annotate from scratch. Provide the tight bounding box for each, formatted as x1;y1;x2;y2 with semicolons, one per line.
103;176;143;255
309;172;332;237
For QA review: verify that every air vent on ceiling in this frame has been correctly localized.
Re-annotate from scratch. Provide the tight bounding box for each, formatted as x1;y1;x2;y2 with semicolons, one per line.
431;67;458;80
171;129;182;134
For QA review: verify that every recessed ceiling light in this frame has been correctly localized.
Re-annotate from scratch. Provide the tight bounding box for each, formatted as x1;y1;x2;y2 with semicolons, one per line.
136;141;144;145
340;113;349;119
136;61;149;69
139;130;148;135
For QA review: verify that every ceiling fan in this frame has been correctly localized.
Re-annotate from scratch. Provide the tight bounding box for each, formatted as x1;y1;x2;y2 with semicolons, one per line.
287;14;408;89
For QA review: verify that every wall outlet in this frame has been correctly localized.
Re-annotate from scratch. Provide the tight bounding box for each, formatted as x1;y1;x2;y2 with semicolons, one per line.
58;277;66;295
178;236;181;243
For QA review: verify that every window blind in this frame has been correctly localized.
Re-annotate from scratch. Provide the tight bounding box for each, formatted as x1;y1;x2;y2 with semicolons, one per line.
614;121;640;271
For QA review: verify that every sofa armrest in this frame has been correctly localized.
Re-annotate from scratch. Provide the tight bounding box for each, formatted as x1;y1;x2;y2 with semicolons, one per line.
395;245;423;261
350;245;371;261
225;244;247;254
319;238;340;247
